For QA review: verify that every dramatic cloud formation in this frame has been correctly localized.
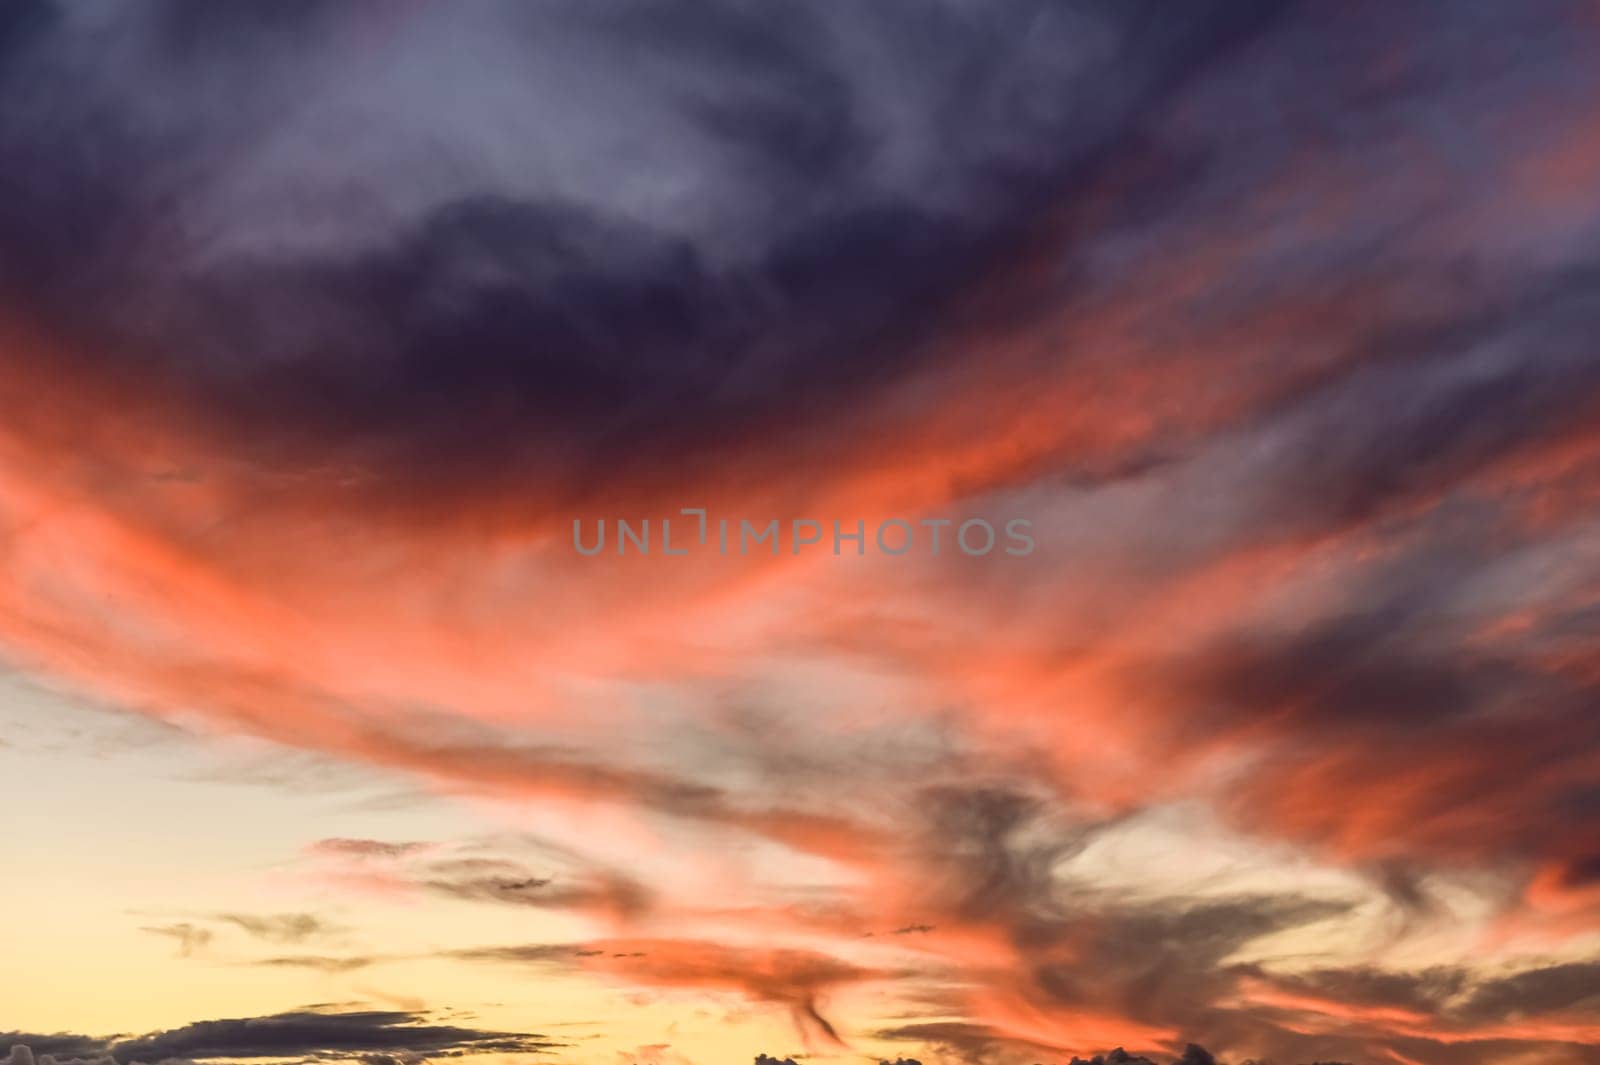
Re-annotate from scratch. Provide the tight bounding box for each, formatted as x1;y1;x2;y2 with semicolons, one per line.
3;2;1600;1063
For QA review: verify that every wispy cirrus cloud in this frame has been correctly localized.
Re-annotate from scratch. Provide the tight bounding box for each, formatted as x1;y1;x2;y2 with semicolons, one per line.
216;912;339;944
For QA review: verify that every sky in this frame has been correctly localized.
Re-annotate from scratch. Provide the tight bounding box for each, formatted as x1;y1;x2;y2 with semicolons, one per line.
2;2;1600;1064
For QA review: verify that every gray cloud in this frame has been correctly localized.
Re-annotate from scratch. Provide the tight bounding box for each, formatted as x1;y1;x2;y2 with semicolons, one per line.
217;912;337;944
139;922;214;957
0;0;1285;504
250;955;379;974
5;1008;560;1065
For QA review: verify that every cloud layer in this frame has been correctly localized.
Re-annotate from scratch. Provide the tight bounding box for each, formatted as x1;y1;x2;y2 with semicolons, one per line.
4;1009;557;1065
3;2;1600;1063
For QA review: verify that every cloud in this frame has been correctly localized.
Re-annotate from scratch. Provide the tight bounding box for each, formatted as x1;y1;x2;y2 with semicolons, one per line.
139;922;214;957
116;1009;556;1063
137;912;344;964
300;832;656;923
216;912;338;944
421;866;652;922
1236;960;1600;1052
307;840;430;860
3;3;1600;1064
452;937;881;1049
250;956;379;974
444;943;592;966
0;1037;107;1065
0;0;1290;515
3;1009;557;1065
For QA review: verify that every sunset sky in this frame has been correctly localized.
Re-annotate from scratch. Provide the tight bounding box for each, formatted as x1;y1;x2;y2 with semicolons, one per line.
3;3;1600;1064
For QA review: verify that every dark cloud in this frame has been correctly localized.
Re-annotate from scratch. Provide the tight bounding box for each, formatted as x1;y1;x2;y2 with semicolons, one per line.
1260;960;1600;1033
3;1009;558;1065
883;786;1386;1062
0;1037;107;1063
1455;961;1600;1024
925;850;1600;1065
0;0;1286;505
913;785;1100;926
109;1009;557;1063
